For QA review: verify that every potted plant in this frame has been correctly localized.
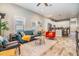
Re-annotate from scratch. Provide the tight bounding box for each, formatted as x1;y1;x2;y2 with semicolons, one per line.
0;20;9;36
0;13;9;36
0;21;9;35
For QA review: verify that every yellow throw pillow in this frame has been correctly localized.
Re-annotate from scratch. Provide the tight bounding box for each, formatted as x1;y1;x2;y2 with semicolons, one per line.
22;35;31;41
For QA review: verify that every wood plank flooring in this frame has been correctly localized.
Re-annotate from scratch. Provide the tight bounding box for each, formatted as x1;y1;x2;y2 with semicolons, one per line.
16;37;77;56
44;37;77;56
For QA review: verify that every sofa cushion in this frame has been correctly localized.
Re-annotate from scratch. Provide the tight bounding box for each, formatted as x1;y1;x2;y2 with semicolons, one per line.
24;30;34;35
15;34;26;44
22;35;31;41
19;31;25;37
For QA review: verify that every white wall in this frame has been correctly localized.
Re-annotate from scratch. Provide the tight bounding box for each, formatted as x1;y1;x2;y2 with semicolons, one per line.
0;3;46;36
70;18;77;32
44;19;55;31
55;21;70;28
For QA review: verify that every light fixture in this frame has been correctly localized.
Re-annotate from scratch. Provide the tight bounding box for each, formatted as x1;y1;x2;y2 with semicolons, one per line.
36;3;52;7
0;13;5;19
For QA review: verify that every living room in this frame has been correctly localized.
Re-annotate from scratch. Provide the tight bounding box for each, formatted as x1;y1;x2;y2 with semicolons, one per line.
0;3;79;56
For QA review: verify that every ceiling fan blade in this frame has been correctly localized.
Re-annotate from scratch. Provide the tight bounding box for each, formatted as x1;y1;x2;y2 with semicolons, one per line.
44;3;48;6
37;3;41;6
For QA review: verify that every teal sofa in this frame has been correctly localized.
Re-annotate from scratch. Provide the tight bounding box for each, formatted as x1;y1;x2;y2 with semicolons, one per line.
15;30;41;44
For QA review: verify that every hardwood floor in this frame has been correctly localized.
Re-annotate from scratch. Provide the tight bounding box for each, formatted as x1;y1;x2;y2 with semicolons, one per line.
43;37;77;56
16;37;77;56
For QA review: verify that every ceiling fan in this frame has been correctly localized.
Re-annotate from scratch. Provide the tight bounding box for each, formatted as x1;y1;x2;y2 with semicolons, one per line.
37;3;48;6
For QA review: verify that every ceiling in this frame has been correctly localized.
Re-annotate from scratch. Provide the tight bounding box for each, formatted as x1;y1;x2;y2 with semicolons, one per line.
16;3;79;20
